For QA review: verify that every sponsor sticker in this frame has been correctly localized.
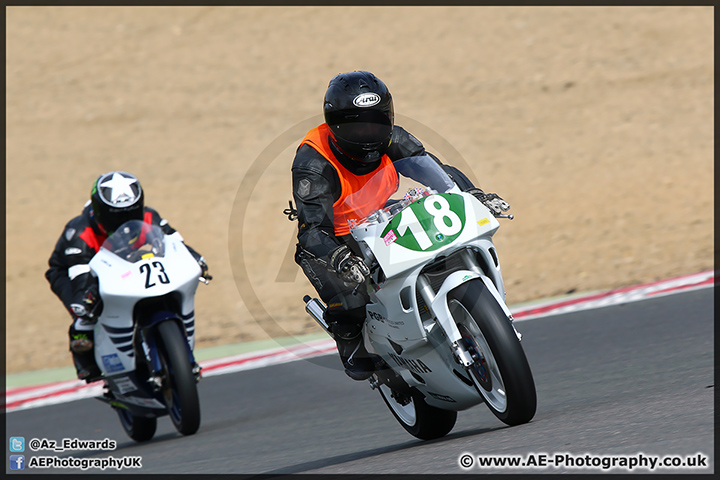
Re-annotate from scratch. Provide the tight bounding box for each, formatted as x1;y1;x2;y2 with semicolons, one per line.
101;354;125;373
368;311;387;322
428;391;457;403
114;395;165;409
383;230;397;246
112;377;137;395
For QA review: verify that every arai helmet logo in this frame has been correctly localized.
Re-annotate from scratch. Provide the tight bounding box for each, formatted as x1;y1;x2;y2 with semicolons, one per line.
353;93;381;108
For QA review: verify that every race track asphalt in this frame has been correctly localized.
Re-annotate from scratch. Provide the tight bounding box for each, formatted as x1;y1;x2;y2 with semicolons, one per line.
5;287;714;475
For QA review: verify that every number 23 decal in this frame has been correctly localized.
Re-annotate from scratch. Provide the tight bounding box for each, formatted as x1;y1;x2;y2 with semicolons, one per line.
140;261;170;288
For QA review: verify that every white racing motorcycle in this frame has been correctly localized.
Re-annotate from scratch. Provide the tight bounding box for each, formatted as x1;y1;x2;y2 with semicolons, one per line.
88;220;206;442
303;156;536;440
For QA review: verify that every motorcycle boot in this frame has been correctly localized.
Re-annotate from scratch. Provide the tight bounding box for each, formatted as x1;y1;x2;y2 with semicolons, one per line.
69;324;101;382
334;331;376;381
327;311;375;381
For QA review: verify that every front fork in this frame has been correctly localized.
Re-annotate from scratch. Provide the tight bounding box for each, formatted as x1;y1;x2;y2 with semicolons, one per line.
139;319;202;392
416;250;522;370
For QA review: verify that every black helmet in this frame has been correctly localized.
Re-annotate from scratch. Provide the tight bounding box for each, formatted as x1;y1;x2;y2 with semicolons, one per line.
90;171;144;235
324;71;394;164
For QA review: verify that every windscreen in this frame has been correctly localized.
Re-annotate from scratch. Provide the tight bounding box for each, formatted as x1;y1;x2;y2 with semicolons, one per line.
101;219;166;262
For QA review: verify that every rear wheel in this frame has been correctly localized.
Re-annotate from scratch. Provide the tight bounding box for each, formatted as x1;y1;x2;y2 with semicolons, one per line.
117;409;157;442
157;320;201;435
448;280;536;426
378;381;457;440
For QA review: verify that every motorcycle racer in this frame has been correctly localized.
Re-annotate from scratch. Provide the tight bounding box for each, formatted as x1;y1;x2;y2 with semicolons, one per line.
45;171;211;382
291;71;504;381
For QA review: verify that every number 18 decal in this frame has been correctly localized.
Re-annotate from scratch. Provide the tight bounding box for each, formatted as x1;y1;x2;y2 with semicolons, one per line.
381;194;466;252
140;261;170;288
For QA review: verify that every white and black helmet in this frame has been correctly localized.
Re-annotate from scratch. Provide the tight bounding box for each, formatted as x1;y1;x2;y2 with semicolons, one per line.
90;171;144;234
324;71;394;164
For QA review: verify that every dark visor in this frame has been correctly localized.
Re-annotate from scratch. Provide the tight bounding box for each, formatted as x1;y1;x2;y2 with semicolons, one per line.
332;109;393;145
104;206;143;233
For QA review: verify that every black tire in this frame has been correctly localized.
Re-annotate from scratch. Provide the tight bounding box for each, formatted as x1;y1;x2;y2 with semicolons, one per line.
378;383;457;440
117;409;157;442
156;320;201;435
448;280;537;426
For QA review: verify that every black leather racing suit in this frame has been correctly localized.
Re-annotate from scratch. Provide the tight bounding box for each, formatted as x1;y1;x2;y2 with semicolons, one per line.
291;125;475;338
46;202;204;377
46;203;203;317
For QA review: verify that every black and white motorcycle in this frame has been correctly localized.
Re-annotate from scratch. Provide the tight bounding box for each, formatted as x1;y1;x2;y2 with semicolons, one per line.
88;220;206;442
304;156;536;440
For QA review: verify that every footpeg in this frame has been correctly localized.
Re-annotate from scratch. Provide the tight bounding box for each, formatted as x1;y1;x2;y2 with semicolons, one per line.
148;375;163;391
192;363;203;382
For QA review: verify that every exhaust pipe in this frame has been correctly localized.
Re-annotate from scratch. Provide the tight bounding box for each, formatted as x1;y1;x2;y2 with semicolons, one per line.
303;295;331;336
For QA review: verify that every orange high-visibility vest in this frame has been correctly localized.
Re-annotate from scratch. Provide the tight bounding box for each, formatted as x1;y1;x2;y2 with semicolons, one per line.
300;123;399;236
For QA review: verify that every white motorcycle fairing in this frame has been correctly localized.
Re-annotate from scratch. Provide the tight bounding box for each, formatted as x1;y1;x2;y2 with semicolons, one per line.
87;220;202;435
356;193;508;410
304;155;536;439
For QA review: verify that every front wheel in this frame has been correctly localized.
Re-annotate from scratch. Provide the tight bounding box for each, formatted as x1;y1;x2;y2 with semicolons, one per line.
156;320;201;435
117;409;157;442
448;280;536;426
378;381;457;440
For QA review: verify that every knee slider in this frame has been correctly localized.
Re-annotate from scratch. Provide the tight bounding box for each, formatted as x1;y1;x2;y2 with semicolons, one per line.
69;324;94;353
329;322;362;341
70;336;93;353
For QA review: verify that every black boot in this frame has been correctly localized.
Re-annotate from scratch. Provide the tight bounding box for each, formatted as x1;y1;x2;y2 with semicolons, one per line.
326;306;376;381
69;330;101;382
71;351;101;382
334;333;375;381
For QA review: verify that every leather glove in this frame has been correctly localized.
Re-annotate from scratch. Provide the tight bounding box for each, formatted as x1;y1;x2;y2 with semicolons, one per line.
328;245;370;286
198;256;212;281
465;188;510;215
69;284;103;329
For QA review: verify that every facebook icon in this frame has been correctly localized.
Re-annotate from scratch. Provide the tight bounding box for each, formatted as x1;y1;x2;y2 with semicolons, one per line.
9;455;25;470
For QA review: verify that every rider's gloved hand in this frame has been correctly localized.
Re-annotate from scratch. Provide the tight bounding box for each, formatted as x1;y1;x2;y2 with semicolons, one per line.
69;284;103;330
465;188;510;215
198;256;212;282
329;245;370;286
